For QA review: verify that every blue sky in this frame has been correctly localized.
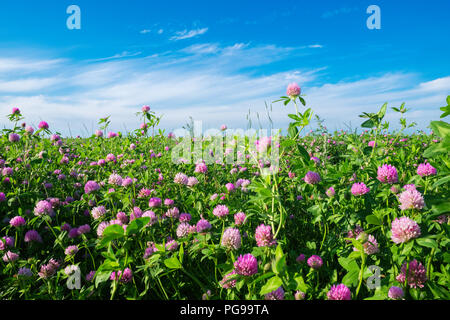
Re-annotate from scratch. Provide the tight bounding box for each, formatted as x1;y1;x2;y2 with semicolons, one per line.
0;0;449;135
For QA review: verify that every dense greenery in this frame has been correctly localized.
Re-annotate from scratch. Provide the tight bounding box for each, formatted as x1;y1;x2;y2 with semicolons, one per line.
0;91;448;300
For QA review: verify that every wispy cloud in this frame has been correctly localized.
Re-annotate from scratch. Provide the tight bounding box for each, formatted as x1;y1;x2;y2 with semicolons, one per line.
0;44;448;136
0;57;65;73
181;43;220;55
87;51;142;62
140;29;151;34
307;44;324;49
0;77;60;93
170;27;208;41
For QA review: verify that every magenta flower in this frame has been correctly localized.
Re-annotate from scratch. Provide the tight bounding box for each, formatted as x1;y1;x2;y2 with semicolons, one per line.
91;206;106;220
65;245;79;256
142;210;157;225
187;176;199;187
38;259;60;278
396;259;427;288
255;224;276;247
34;200;54;216
403;184;417;191
221;228;241;250
8;133;20;142
327;284;352;300
195;162;208;173
78;224;91;234
84;180;100;194
196;218;212;233
179;213;191;222
114;212;127;224
148;197;162;208
304;171;321;185
296;254;306;263
143;243;156;259
256;136;272;153
174;172;189;185
2;251;19;263
96;221;110;237
213;205;229;218
326;187;335;197
390;217;421;244
86;271;96;282
2;167;13;176
176;222;191;238
166;207;180;219
164;198;174;206
307;255;323;269
108;173;123;186
0;192;5;202
18;267;33;278
68;228;80;238
388;286;404;300
234;254;258;276
9;216;26;227
142;105;150;112
138;188;153;198
121;177;133;187
353;234;379;255
351;182;370;196
377;164;398;184
105;153;116;162
220;270;237;289
234;212;247;226
225;183;235;192
286;82;301;98
265;287;285;300
417;163;437;177
24;230;42;243
130;206;143;221
0;236;14;250
110;268;133;283
165;239;179;251
38;121;49;130
25;126;34;134
398;188;425;210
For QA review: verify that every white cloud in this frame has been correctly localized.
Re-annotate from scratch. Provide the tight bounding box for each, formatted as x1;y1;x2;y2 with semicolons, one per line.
0;77;60;93
140;29;151;34
0;57;64;73
169;28;208;41
181;43;220;54
87;51;142;62
307;44;324;49
0;44;448;136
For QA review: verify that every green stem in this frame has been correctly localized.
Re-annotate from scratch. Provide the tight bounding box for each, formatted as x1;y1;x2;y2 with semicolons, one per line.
110;280;118;300
157;277;169;300
426;248;436;280
44;218;65;251
355;253;366;298
182;268;207;291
